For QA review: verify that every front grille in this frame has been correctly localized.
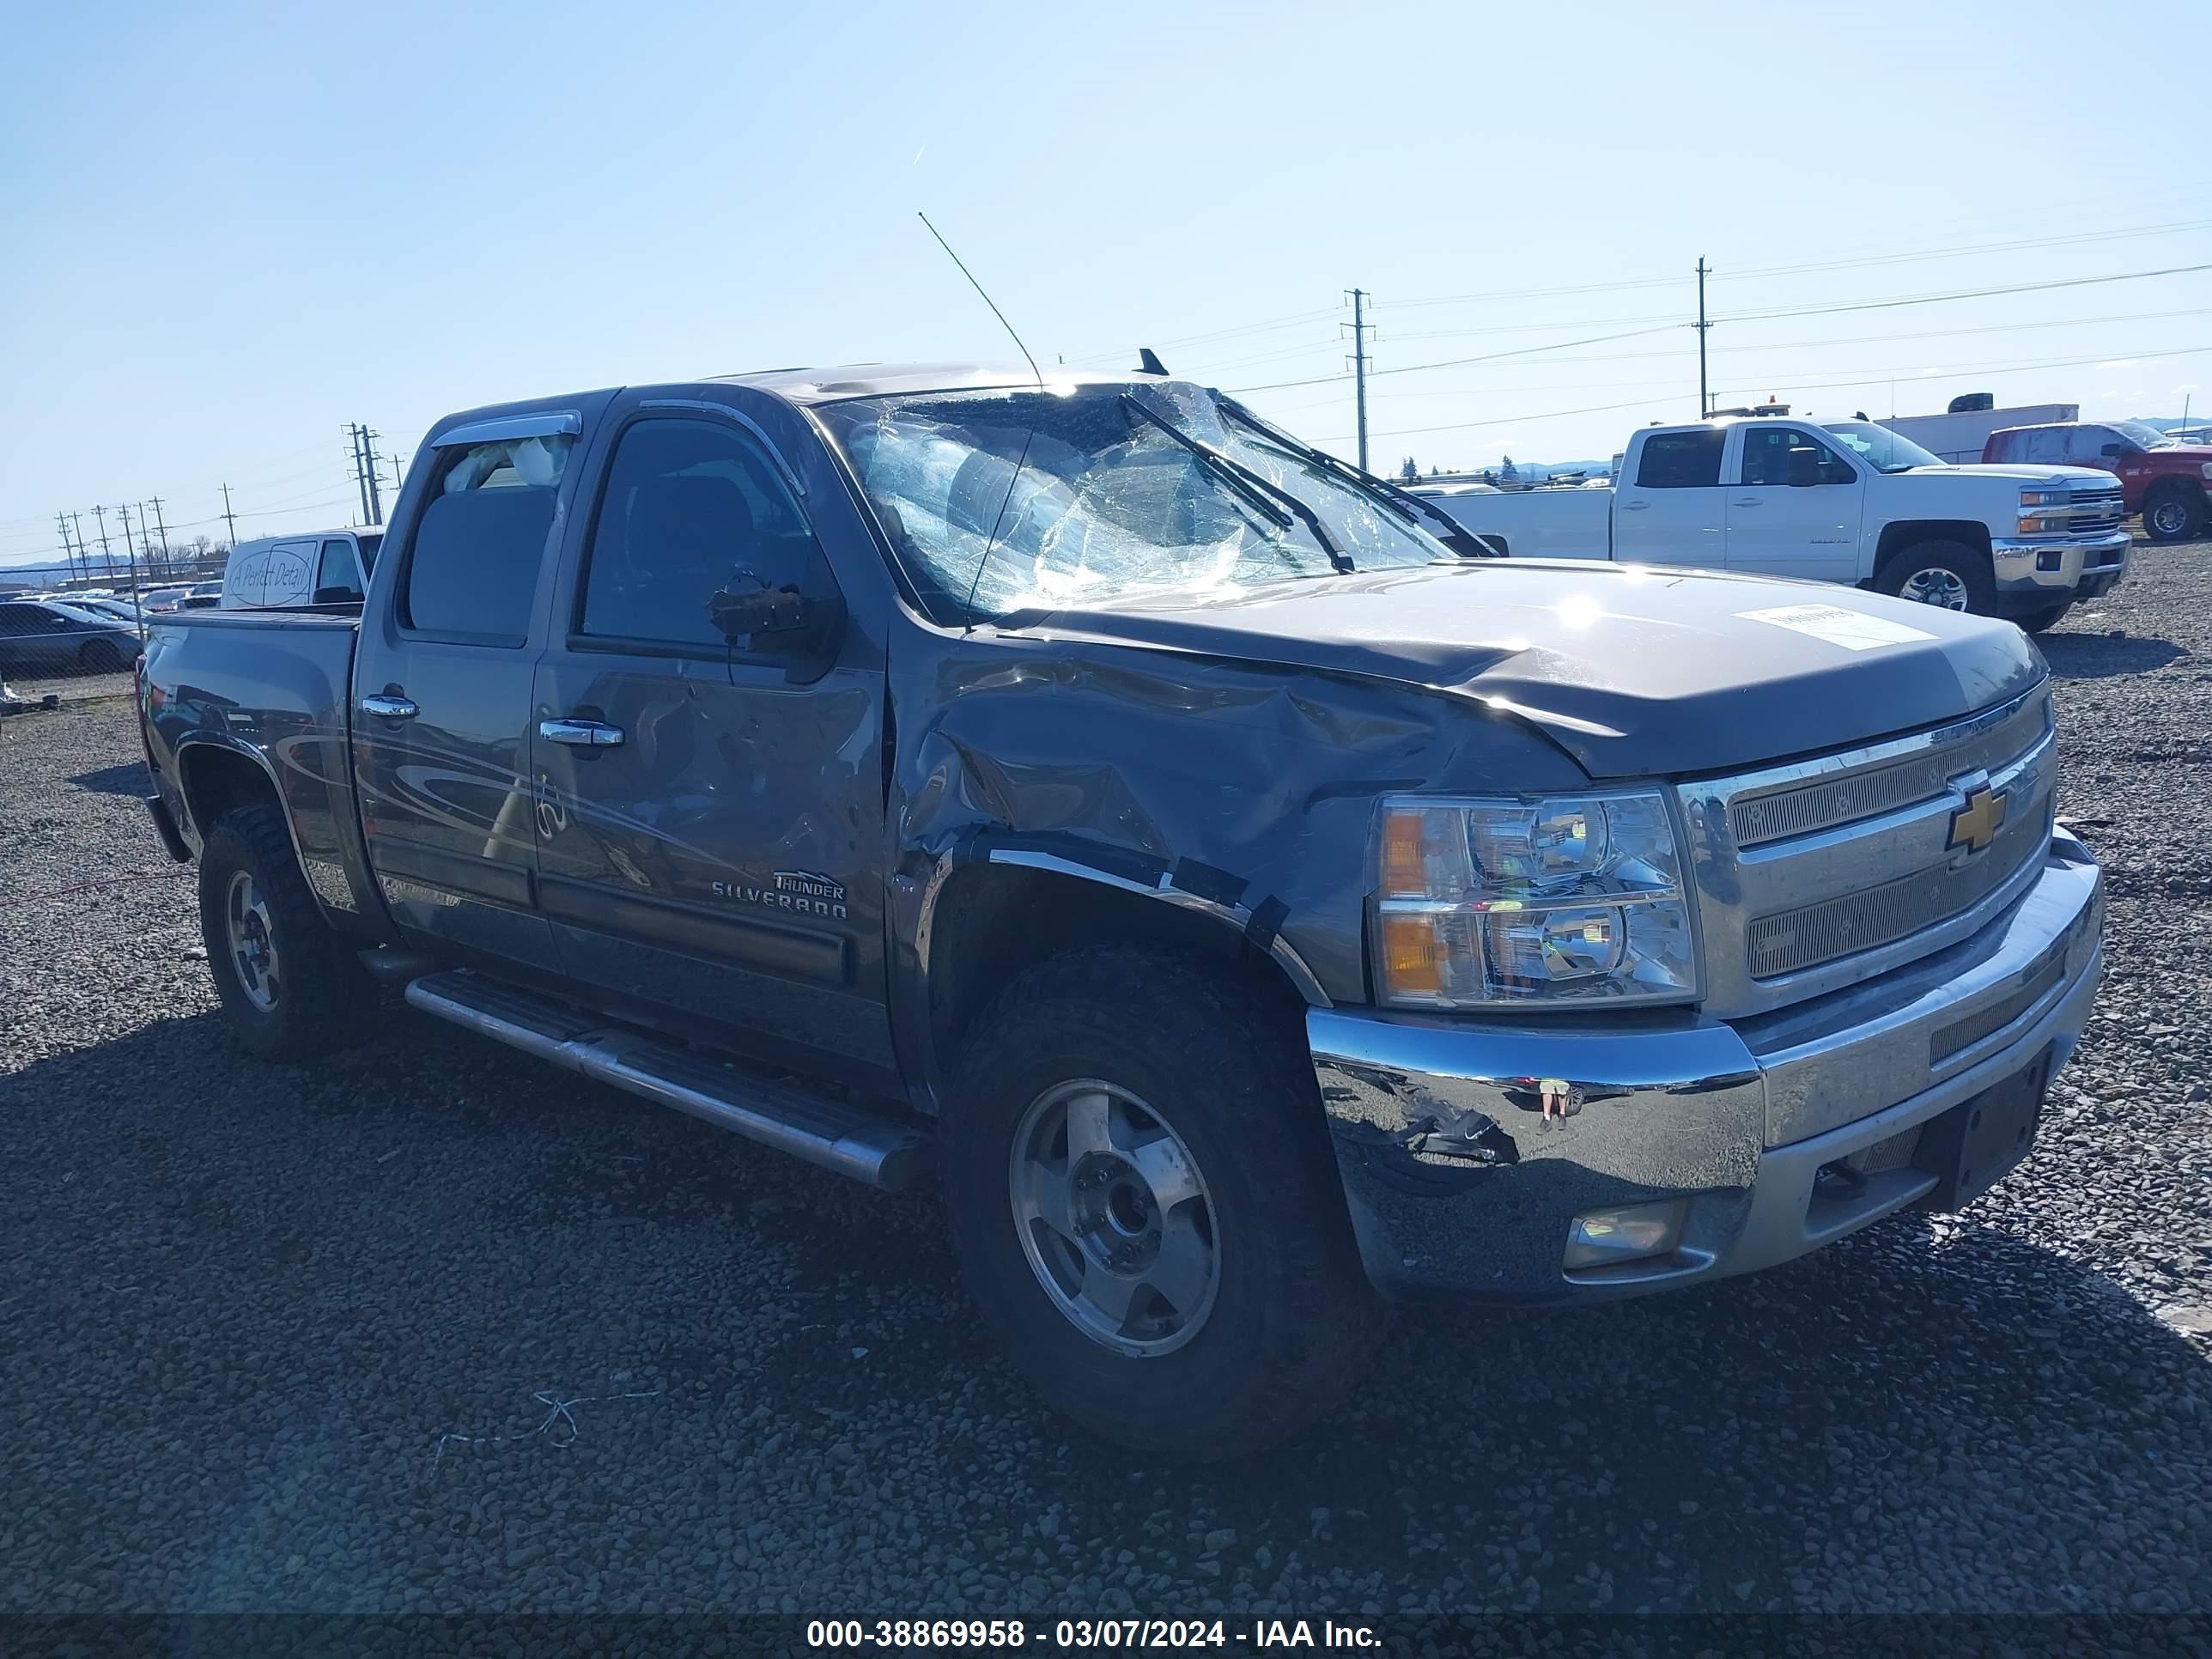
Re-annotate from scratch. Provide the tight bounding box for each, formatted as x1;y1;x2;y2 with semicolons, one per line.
1746;805;2047;979
1729;693;2050;849
2066;487;2125;535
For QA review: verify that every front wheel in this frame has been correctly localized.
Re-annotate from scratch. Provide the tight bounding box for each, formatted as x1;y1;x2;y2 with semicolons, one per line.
2014;600;2073;635
944;946;1382;1460
2142;484;2206;544
1876;539;1996;615
198;803;371;1060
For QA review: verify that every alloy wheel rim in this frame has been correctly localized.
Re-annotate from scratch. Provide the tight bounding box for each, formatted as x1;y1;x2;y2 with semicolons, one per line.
2149;501;2186;536
1007;1079;1219;1357
1899;568;1970;610
224;869;281;1012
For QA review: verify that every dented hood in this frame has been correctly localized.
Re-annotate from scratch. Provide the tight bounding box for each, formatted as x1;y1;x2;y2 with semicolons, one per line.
1008;561;2044;778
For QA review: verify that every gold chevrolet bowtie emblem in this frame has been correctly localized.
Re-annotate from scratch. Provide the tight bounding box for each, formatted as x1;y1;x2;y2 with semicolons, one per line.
1948;785;2008;855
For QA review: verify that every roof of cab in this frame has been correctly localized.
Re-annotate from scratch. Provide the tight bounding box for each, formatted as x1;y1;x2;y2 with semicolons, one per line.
705;362;1168;404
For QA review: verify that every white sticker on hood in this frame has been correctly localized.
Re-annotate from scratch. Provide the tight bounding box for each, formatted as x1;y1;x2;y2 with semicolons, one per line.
1735;603;1937;652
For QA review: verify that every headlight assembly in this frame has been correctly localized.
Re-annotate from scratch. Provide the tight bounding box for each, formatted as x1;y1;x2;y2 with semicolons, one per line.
1374;792;1699;1009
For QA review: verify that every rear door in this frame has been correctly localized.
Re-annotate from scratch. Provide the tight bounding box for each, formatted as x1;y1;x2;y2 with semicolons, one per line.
529;392;897;1085
1724;423;1863;582
1611;429;1727;566
351;408;588;968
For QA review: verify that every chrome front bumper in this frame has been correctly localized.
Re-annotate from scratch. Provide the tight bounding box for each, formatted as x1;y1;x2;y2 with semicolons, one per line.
1990;531;2130;599
1310;830;2102;1302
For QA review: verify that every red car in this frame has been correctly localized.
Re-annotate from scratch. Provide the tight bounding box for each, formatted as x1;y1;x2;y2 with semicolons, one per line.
1983;420;2210;543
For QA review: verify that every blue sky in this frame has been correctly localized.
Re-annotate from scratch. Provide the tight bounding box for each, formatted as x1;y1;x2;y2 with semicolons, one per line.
3;0;2209;567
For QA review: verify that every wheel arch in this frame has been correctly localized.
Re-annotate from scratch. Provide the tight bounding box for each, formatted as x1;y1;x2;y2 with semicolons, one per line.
1874;520;1993;573
915;846;1328;1111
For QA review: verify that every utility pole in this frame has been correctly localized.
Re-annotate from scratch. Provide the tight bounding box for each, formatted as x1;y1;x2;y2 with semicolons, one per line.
149;496;172;576
118;502;146;622
361;428;385;524
1346;289;1372;472
71;513;90;585
346;425;369;524
386;451;406;500
56;514;78;582
221;483;239;551
91;504;116;583
1695;258;1711;418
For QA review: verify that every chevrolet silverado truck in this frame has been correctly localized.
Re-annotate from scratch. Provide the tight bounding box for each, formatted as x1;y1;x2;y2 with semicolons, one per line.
1982;418;2212;544
1413;413;2130;631
135;367;2105;1457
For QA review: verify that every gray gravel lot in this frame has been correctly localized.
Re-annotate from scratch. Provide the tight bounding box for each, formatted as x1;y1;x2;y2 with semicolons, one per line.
2;557;2208;1621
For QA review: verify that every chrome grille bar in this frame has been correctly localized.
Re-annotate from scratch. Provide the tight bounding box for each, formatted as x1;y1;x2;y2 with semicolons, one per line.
1729;690;2050;848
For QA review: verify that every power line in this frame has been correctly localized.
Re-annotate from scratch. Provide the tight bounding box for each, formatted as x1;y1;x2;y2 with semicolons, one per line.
1379;214;2212;313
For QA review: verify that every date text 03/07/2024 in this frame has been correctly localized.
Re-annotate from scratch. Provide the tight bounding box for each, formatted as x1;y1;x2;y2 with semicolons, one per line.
805;1618;1382;1649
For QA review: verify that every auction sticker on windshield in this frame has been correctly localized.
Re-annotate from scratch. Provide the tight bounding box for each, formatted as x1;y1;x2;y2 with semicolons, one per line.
1735;603;1938;652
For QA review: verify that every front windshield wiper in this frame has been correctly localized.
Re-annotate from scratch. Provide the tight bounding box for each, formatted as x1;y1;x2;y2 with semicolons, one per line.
1217;401;1496;558
1121;394;1354;573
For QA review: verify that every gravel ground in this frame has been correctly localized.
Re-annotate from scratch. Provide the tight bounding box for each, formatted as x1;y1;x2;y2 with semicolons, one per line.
2;556;2208;1623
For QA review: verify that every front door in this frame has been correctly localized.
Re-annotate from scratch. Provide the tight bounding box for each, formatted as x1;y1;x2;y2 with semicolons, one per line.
352;420;578;968
1725;424;1864;583
1613;428;1727;567
529;402;897;1085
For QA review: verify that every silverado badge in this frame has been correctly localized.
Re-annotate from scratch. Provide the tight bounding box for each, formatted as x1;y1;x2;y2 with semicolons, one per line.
1947;784;2008;856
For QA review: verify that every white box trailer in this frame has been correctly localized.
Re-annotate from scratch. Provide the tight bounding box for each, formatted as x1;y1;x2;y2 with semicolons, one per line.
1879;400;2078;465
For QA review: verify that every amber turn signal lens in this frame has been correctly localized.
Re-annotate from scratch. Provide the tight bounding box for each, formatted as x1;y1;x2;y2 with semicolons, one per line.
1382;810;1428;897
1381;913;1444;994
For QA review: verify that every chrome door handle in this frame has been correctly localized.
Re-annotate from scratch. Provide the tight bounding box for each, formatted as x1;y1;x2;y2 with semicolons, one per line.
358;693;418;720
1621;500;1651;511
1732;497;1762;507
539;718;626;748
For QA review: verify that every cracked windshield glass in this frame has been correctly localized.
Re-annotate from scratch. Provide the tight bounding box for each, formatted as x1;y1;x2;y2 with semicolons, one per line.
817;381;1453;623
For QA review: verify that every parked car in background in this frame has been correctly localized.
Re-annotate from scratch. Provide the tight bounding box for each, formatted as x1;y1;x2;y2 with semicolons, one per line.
0;599;144;676
1982;420;2212;543
136;364;2103;1455
68;597;146;626
1879;398;2078;464
222;528;380;609
137;586;195;614
1410;413;2129;630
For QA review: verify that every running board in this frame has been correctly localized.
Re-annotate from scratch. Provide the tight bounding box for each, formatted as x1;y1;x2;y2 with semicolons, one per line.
403;969;931;1191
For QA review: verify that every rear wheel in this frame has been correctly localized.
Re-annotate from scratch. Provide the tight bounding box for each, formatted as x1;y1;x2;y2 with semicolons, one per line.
945;945;1382;1460
1877;539;1996;616
198;803;370;1060
2142;483;2206;544
2014;600;2073;635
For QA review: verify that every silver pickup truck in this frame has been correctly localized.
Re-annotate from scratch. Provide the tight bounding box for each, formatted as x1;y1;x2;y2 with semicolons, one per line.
135;366;2103;1457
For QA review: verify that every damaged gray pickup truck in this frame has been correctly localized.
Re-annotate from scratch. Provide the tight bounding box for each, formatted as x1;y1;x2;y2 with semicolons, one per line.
137;365;2103;1457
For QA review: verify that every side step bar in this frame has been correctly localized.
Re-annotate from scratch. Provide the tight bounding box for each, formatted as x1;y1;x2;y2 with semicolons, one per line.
403;969;931;1191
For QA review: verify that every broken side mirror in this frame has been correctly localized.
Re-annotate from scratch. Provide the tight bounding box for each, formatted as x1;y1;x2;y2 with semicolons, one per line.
708;568;845;678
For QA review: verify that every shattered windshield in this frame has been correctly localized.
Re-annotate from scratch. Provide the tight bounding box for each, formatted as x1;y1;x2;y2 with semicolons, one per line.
1820;420;1944;474
816;381;1453;623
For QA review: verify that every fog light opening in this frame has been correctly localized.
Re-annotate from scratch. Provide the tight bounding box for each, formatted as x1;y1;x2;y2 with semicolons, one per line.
2035;550;2063;573
1563;1199;1689;1271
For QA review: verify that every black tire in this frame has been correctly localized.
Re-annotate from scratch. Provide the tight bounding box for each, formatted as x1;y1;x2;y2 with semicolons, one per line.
1875;538;1997;616
77;637;125;674
944;945;1383;1461
2014;600;2073;635
198;803;370;1060
2142;483;2206;544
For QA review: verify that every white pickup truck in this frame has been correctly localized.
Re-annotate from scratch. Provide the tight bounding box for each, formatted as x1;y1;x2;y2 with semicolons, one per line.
1412;415;2131;631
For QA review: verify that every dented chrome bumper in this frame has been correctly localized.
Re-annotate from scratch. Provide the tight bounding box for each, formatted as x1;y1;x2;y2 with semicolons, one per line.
1310;830;2102;1302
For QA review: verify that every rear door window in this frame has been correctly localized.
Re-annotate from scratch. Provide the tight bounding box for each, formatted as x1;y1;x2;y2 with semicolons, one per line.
1635;430;1725;489
2021;429;2068;465
402;434;572;643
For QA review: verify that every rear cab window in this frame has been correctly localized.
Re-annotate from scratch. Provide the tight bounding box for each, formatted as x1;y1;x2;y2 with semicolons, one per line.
401;434;573;643
1635;429;1726;489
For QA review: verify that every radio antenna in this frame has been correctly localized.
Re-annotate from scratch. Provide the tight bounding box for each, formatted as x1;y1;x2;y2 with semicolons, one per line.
918;211;1043;391
917;210;1046;628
